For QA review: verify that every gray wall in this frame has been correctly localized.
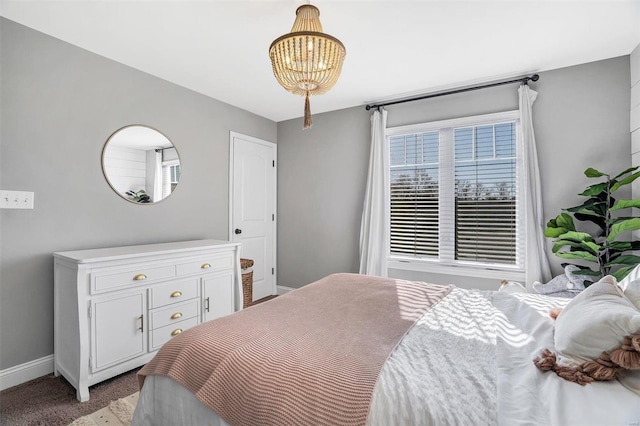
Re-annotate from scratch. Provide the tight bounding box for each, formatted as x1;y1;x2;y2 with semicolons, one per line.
277;107;371;288
277;56;631;290
632;42;640;203
0;19;277;370
0;16;632;372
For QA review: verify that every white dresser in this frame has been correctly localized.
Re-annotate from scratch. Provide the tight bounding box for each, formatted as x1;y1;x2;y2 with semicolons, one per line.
53;239;242;402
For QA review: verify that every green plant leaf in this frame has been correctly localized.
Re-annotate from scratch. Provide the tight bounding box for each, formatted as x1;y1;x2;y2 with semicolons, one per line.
612;266;636;281
611;171;640;192
544;213;576;238
574;213;607;231
583;241;602;253
604;254;640;267
579;182;608;197
571;268;602;276
613;166;640;180
551;241;571;253
584;168;607;178
556;251;598;262
558;231;595;242
567;197;605;211
610;199;640;211
607;240;640;251
607;251;622;262
544;227;566;238
607;216;638;225
552;240;600;255
555;213;575;231
607;217;640;241
568;208;601;217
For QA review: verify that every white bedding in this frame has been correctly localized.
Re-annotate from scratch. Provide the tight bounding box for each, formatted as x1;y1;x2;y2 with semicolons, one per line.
494;292;640;425
133;287;640;426
367;288;497;425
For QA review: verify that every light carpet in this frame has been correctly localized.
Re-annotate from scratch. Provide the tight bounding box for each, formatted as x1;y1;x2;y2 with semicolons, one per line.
68;393;138;426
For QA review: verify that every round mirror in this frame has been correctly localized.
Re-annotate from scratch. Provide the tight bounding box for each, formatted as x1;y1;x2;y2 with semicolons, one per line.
102;125;181;204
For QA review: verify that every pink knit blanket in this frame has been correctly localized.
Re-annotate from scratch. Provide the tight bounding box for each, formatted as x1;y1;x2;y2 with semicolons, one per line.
138;273;452;425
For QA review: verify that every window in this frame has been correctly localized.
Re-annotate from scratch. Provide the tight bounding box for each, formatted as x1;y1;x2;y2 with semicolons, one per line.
162;161;181;198
387;111;524;276
169;164;181;191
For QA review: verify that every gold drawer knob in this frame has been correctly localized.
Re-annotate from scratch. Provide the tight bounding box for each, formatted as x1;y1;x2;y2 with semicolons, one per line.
133;274;147;281
201;263;211;269
171;328;183;336
170;312;182;320
170;291;182;298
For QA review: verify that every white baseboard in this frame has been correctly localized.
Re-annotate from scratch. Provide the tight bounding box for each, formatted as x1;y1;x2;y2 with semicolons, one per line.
277;285;295;295
0;355;54;391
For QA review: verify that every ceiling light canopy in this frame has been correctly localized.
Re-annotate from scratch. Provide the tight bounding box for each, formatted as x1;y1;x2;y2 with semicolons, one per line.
269;4;346;129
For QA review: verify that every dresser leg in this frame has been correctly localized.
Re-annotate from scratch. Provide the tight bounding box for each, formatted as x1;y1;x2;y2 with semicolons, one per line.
77;385;90;402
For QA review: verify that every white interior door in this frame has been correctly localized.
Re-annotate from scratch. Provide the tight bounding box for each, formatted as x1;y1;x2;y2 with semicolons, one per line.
230;132;276;302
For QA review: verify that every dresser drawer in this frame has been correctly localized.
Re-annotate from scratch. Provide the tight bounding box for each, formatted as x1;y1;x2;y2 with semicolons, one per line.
150;317;198;351
149;278;199;308
92;265;176;293
150;299;200;330
176;252;234;276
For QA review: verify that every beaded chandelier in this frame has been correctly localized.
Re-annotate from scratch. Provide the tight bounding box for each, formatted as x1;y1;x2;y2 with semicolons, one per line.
269;4;346;129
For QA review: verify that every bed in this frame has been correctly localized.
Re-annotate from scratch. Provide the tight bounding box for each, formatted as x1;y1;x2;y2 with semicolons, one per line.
132;273;640;426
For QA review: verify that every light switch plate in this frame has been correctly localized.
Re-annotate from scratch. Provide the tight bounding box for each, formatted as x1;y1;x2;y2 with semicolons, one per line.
0;190;34;209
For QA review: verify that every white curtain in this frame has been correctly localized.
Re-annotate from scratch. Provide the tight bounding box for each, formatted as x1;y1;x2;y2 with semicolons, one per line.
152;150;163;202
359;109;388;276
519;85;552;288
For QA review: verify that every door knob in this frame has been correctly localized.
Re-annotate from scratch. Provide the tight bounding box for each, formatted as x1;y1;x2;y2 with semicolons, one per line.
234;228;242;235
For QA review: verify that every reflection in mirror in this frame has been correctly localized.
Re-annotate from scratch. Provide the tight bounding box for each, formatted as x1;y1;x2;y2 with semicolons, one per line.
102;125;181;204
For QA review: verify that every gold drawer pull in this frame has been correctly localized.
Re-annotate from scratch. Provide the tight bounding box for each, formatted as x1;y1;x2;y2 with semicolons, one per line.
170;312;182;320
170;291;182;298
201;263;211;269
133;274;147;281
171;328;183;336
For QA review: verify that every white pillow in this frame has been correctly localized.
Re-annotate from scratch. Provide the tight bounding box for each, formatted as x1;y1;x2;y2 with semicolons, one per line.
555;275;640;367
620;370;640;397
624;279;640;311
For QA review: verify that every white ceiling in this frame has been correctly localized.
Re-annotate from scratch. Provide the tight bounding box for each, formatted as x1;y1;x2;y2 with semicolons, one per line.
108;125;173;150
2;1;640;123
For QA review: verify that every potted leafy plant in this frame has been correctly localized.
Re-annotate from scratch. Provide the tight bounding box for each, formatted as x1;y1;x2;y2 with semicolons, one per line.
544;166;640;285
125;189;151;203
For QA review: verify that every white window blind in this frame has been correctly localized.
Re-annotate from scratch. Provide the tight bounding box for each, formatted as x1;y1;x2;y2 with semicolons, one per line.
387;111;523;272
389;132;439;257
454;123;517;264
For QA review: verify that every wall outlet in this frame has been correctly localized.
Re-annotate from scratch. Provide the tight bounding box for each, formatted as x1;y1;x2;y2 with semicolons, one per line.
0;190;34;209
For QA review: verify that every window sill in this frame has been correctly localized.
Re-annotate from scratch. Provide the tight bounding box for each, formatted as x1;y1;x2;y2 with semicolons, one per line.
388;258;525;282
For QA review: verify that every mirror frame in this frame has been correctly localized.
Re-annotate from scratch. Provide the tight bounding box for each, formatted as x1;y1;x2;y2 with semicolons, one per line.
101;124;182;205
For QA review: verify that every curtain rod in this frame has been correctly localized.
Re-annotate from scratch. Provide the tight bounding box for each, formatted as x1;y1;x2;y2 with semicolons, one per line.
365;74;539;111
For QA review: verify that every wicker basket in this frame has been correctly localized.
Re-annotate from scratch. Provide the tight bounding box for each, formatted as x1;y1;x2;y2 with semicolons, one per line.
240;258;254;309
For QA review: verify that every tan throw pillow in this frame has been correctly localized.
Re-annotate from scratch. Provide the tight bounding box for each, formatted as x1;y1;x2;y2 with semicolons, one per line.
534;276;640;389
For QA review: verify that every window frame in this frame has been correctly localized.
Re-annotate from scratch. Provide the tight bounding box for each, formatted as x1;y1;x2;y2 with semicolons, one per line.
385;110;525;281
